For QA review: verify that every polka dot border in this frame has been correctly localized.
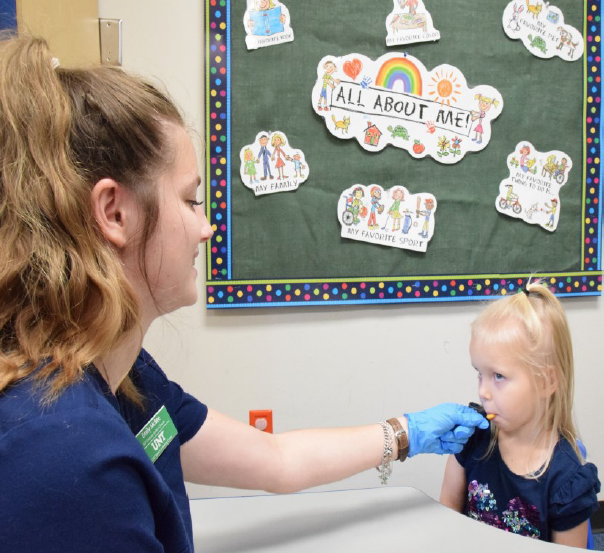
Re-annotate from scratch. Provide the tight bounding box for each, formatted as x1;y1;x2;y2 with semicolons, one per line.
206;276;604;307
205;2;603;308
206;0;231;281
584;0;603;272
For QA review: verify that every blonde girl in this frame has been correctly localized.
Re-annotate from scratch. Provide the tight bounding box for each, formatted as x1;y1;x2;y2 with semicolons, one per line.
256;0;275;9
471;93;499;144
388;188;405;232
440;281;600;547
243;147;258;184
247;1;285;35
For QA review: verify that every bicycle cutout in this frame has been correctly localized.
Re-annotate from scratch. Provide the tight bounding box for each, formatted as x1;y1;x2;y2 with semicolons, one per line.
498;184;522;214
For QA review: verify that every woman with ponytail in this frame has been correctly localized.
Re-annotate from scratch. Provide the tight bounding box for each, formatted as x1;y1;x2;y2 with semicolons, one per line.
0;35;488;552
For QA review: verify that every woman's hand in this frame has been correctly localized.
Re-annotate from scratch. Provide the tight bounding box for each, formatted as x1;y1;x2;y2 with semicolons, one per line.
406;403;489;456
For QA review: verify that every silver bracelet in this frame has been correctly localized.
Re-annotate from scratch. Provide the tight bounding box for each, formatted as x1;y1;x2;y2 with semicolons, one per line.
376;421;394;485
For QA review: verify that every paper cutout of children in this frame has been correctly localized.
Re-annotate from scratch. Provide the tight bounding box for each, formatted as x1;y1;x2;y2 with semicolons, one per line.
247;0;286;35
242;148;259;185
543;198;558;228
291;153;306;179
317;60;340;112
387;0;441;47
350;186;365;225
244;0;294;50
368;186;385;230
388;188;405;232
496;141;570;232
240;130;310;195
338;184;437;252
312;53;502;163
417;198;435;238
471;94;499;145
519;144;531;172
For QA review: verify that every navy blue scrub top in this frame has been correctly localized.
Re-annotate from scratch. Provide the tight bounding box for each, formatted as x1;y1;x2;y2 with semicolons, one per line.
0;349;207;552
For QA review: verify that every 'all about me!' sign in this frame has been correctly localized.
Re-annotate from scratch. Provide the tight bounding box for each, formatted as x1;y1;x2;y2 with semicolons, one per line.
312;53;503;164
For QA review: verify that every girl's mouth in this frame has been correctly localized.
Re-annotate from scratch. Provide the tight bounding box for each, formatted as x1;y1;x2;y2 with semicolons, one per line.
468;402;496;422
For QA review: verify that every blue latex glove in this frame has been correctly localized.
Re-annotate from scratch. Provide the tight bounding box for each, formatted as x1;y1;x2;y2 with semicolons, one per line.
405;403;489;457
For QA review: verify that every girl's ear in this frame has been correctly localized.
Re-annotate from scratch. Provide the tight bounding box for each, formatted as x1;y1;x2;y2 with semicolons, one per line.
91;179;137;249
540;366;558;398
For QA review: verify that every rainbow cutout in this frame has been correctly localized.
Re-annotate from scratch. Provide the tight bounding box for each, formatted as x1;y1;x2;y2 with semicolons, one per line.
375;57;423;95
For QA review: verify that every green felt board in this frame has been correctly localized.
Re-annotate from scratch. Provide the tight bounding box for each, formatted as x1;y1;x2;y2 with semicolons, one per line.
229;0;584;280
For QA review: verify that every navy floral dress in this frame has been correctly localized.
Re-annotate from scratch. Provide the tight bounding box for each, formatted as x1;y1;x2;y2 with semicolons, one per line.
455;428;600;542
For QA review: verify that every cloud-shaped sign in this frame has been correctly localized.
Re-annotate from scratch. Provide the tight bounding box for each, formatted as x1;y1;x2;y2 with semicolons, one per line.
240;130;309;195
503;1;584;61
338;184;437;252
312;53;503;164
496;141;572;232
385;0;440;47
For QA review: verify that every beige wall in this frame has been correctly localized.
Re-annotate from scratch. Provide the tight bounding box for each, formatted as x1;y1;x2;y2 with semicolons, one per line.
98;0;604;501
17;0;99;66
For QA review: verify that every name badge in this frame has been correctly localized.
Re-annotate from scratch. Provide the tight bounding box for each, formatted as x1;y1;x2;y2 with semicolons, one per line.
136;405;178;463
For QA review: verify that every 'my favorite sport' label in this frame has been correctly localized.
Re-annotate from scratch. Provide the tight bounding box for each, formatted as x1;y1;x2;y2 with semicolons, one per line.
136;405;178;463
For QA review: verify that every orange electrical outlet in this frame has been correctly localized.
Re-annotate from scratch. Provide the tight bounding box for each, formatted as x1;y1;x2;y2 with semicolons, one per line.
249;410;273;433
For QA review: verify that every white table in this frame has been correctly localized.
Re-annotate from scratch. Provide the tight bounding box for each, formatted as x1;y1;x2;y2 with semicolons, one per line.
190;486;564;552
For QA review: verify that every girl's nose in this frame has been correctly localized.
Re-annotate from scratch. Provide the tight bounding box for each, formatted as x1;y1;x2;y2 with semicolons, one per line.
478;380;492;402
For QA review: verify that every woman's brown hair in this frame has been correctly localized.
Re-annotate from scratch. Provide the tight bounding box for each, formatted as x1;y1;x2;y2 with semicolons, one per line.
0;34;184;401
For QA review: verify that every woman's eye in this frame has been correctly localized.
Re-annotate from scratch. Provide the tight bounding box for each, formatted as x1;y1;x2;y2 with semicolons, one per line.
188;200;203;207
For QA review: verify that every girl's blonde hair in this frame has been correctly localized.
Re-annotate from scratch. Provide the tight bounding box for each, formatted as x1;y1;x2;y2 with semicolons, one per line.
0;35;184;403
474;93;499;109
256;0;276;9
471;279;582;477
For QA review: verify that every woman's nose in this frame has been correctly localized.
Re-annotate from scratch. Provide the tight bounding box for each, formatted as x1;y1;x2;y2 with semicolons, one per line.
199;211;214;243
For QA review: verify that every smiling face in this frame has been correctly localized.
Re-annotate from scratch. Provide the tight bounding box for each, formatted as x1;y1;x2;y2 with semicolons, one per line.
479;99;491;111
133;125;213;319
470;334;542;439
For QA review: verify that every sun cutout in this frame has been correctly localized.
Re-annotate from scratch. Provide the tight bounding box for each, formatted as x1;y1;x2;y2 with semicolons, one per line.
428;70;462;106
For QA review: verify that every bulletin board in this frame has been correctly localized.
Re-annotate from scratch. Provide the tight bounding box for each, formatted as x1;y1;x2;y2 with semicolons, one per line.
204;0;602;308
0;0;17;30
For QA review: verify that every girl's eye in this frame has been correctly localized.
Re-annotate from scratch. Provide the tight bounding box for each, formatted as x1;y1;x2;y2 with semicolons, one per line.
188;200;203;208
494;373;505;382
